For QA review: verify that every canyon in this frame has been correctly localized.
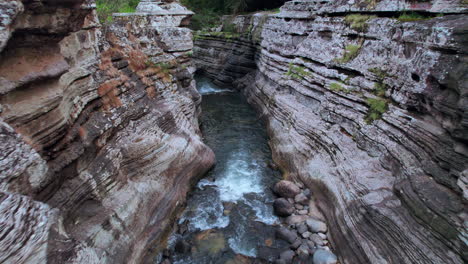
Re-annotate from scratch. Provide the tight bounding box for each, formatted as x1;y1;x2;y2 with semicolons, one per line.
0;0;467;263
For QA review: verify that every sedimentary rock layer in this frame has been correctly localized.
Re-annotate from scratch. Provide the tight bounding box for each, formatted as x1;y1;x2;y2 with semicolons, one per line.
194;1;468;263
0;0;214;263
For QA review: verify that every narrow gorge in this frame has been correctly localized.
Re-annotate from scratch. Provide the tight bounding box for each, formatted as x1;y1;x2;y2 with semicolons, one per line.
0;0;467;264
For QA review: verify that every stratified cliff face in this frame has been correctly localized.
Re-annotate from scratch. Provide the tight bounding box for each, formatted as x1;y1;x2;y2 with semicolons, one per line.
0;0;214;263
194;1;468;263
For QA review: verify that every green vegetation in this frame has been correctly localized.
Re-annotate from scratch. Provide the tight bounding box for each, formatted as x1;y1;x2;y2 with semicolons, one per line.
96;0;139;23
365;97;388;123
344;14;376;32
146;61;172;73
330;82;349;93
181;0;285;30
336;44;362;63
286;63;311;79
374;82;386;97
397;12;444;22
368;67;388;80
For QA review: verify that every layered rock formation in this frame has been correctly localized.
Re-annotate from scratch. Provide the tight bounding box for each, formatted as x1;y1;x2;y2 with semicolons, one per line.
0;0;214;263
194;1;468;263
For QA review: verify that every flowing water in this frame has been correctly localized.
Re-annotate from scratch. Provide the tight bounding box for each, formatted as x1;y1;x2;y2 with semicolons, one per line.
164;76;283;263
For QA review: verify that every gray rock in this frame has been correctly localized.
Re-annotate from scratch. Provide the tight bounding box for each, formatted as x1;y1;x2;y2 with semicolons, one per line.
279;250;295;262
306;218;328;233
294;193;309;205
298;210;308;215
297;243;310;257
318;233;327;240
310;234;324;246
285;215;309;225
274;198;295;217
302;231;312;238
303;189;311;198
296;223;308;234
290;238;302;250
295;204;304;210
276;227;298;244
274;180;302;198
313;249;337;264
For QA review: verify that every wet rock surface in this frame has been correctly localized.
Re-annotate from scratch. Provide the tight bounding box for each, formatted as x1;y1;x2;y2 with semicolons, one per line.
193;1;468;263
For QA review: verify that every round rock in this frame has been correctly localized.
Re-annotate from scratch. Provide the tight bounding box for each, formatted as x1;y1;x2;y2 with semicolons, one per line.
274;180;301;198
275;227;298;244
306;218;328;233
279;250;295;262
294;193;309;205
313;249;337;264
273;198;295;217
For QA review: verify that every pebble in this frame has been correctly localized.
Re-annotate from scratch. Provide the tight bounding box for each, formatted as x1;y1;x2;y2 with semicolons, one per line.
296;223;308;234
276;227;298;244
298;210;308;215
295;204;304;210
294;193;309;205
302;231;312;238
306;218;328;233
313;249;337;264
310;234;324;246
285;215;308;225
296;243;310;256
279;250;295;262
287;198;295;204
274;180;301;198
318;233;327;239
290;238;302;250
303;188;311;198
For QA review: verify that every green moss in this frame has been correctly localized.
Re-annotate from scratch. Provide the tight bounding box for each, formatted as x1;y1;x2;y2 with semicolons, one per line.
330;82;349;93
222;22;237;33
146;61;172;73
344;14;376;32
365;97;388;123
185;51;193;57
286;63;311;79
336;44;362;63
397;12;429;22
368;67;388;80
374;82;387;97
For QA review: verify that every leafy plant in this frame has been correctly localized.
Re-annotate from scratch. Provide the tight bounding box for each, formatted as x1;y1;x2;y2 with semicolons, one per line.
397;12;428;22
365;97;388;123
286;63;311;79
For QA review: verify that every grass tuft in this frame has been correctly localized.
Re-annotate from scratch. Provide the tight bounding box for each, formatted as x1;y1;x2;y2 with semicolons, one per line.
344;14;376;32
96;0;139;23
365;98;388;123
336;44;361;63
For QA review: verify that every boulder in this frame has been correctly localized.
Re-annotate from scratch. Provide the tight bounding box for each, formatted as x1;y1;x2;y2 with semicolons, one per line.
276;227;298;244
274;198;295;216
313;249;338;264
274;180;301;198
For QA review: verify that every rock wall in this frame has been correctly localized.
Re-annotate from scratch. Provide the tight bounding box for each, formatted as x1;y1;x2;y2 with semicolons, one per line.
193;1;468;263
0;0;214;263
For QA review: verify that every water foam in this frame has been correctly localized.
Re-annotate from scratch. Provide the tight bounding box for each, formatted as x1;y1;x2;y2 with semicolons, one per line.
197;77;231;94
216;150;264;202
